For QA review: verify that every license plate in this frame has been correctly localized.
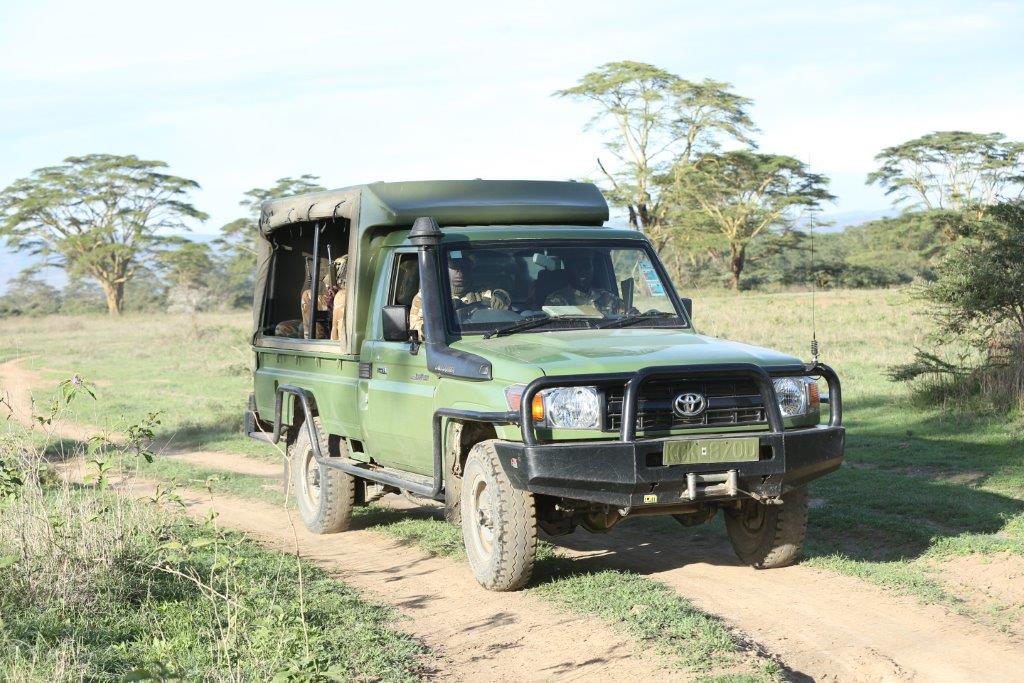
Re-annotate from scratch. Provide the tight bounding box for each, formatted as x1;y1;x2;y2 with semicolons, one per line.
663;437;759;465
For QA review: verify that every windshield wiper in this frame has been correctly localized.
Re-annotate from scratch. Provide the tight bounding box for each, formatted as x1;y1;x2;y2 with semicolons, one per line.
596;311;680;329
481;315;602;339
482;315;557;339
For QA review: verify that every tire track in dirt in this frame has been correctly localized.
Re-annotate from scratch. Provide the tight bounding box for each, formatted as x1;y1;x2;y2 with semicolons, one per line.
180;446;1024;681
169;450;283;478
112;476;677;682
556;524;1024;681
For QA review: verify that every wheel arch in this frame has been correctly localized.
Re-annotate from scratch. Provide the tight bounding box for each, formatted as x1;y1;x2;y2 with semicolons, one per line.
445;418;499;478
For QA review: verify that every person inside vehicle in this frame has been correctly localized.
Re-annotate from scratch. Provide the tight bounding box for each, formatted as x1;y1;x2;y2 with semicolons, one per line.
274;255;348;340
542;252;628;315
409;255;511;337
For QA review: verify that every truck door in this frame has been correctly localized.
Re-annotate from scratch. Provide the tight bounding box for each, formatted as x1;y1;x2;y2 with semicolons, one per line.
359;250;437;475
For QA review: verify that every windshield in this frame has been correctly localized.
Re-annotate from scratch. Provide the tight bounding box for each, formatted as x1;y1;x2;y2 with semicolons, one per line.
441;241;687;336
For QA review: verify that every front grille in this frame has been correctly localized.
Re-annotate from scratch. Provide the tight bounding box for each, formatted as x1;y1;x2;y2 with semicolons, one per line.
605;379;766;433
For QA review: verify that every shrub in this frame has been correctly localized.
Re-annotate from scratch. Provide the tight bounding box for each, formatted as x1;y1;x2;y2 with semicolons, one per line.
890;202;1024;411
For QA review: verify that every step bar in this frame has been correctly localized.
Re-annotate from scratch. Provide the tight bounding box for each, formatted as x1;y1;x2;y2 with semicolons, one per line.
248;384;517;501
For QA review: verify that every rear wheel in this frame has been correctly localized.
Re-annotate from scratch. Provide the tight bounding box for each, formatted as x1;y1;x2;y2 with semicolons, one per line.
288;417;354;534
460;440;537;591
724;486;808;569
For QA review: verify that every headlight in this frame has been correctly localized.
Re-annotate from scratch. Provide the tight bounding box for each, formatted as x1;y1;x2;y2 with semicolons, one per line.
542;386;601;429
772;377;819;418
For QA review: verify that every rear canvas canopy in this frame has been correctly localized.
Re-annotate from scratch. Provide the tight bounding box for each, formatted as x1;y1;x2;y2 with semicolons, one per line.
252;179;609;354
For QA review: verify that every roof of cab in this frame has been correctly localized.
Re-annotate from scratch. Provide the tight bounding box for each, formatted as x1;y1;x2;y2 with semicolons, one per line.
258;179;609;236
381;225;643;247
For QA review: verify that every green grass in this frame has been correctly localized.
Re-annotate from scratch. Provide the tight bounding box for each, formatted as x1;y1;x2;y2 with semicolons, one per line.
0;313;263;457
0;486;427;682
533;570;778;681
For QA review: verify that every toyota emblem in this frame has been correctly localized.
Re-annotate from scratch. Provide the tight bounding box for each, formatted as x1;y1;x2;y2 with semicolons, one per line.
673;392;707;417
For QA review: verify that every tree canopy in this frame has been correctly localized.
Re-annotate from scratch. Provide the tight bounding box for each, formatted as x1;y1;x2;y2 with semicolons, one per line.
555;61;756;251
867;131;1024;214
673;151;833;288
0;154;206;314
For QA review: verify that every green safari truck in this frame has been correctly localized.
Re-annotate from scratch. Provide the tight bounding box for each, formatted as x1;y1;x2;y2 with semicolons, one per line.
246;179;845;591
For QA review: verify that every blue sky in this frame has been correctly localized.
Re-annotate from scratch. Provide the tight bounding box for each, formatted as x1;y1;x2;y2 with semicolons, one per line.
2;0;1023;234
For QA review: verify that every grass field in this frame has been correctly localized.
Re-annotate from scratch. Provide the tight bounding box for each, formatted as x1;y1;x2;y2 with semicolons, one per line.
3;287;1024;674
0;460;427;681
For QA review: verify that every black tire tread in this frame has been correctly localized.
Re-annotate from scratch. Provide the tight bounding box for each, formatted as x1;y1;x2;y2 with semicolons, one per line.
289;417;355;534
726;486;808;569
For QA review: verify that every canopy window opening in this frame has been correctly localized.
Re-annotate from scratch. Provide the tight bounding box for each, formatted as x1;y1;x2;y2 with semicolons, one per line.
261;219;351;347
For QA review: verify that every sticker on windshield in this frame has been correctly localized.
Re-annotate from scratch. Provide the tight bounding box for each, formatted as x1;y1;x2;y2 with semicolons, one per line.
639;260;666;296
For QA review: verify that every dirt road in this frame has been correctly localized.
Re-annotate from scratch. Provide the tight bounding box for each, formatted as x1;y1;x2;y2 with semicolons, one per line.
157;442;1024;680
5;356;1024;681
124;478;679;682
560;526;1024;681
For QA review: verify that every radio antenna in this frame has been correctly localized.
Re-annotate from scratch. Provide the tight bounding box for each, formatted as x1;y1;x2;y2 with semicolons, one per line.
809;217;819;364
807;152;819;365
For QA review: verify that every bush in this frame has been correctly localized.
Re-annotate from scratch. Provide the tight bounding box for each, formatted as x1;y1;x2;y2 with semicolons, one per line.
890;202;1024;411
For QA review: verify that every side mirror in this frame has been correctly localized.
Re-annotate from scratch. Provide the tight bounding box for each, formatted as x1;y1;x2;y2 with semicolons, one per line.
381;305;410;342
681;297;693;321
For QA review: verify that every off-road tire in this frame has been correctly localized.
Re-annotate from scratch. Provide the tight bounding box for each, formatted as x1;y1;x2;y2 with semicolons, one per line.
724;486;808;569
288;417;355;534
460;440;537;591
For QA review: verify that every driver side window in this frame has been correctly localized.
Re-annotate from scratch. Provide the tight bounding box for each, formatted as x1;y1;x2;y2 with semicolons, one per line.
388;252;422;339
390;253;419;306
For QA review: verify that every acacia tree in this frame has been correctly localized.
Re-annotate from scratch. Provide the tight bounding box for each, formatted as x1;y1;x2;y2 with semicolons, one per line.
675;151;833;289
157;240;221;314
867;131;1024;215
555;61;756;252
0;154;206;315
215;175;325;306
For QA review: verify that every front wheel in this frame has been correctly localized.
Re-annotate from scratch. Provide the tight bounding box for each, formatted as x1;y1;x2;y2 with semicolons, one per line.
287;417;355;534
460;440;537;591
724;486;808;568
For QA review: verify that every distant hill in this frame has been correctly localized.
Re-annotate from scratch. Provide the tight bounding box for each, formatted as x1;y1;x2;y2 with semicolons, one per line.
815;210;893;232
0;233;221;294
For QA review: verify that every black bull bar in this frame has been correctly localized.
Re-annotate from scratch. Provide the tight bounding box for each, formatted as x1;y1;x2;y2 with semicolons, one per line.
489;361;845;507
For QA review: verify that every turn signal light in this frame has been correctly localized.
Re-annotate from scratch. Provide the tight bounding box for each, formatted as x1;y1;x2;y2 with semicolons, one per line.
531;395;545;422
504;385;546;422
808;379;820;411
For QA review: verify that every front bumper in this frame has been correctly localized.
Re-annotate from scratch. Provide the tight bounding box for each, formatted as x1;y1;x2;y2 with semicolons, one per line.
492;361;845;508
493;424;844;507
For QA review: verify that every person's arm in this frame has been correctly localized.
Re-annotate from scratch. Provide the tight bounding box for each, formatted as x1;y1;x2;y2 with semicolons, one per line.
409;291;425;338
